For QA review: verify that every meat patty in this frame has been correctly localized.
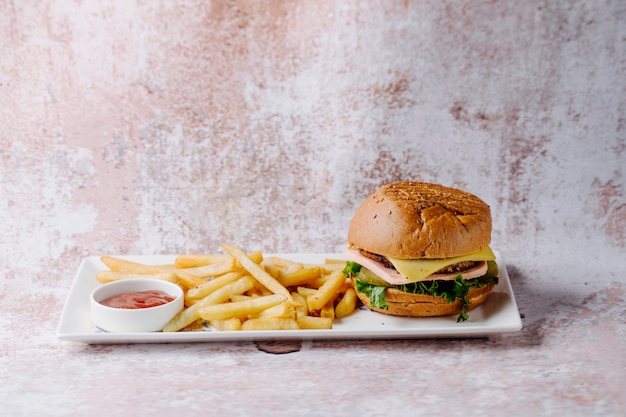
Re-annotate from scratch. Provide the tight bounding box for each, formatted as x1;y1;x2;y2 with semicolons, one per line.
358;249;479;274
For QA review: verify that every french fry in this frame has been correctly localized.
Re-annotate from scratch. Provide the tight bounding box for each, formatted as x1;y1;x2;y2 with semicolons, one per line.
234;251;263;268
277;266;321;287
263;256;303;280
185;271;245;301
154;264;176;269
221;243;293;302
262;259;280;279
321;259;346;273
245;288;265;298
291;292;308;319
197;294;287;321
100;256;164;274
296;286;317;299
175;253;233;269
95;270;177;284
335;287;357;318
179;260;236;279
253;282;274;296
175;251;263;269
270;256;303;272
163;275;256;332
307;269;345;311
171;269;209;289
320;264;345;274
297;316;332;330
309;273;337;289
230;294;255;302
320;300;335;320
241;317;299;331
339;277;354;293
250;301;296;320
208;318;242;331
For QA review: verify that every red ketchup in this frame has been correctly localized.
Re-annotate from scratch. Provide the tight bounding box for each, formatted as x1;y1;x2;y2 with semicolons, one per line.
101;290;175;309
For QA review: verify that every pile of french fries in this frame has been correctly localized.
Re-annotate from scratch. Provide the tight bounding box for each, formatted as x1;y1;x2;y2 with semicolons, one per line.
96;243;357;331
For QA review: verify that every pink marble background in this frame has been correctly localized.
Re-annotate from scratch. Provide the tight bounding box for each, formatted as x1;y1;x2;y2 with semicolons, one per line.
1;1;624;416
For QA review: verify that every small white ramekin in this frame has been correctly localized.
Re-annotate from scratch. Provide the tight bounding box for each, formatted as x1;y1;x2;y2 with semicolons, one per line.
90;278;184;332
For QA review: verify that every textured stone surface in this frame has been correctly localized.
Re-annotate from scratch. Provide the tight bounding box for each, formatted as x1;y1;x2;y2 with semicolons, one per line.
1;1;624;416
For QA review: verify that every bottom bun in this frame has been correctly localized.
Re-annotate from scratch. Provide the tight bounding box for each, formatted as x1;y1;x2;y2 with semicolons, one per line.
353;280;496;317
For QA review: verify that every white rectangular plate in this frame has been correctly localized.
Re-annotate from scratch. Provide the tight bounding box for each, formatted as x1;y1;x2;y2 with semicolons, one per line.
57;251;522;344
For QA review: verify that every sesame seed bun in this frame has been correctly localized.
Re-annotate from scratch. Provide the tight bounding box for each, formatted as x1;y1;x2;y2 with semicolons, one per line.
347;181;492;259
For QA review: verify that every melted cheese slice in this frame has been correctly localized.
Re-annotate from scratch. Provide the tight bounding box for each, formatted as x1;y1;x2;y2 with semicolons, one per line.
387;246;496;282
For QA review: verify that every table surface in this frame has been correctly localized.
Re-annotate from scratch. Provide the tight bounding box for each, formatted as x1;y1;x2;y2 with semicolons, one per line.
2;254;625;417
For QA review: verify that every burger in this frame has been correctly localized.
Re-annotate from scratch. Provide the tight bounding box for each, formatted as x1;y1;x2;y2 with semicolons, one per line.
343;181;498;321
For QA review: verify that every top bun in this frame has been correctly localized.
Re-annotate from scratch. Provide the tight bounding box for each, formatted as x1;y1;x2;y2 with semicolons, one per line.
347;182;492;259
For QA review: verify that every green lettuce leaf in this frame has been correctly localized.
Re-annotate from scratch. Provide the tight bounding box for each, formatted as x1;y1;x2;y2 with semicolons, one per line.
355;279;388;309
342;261;362;278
